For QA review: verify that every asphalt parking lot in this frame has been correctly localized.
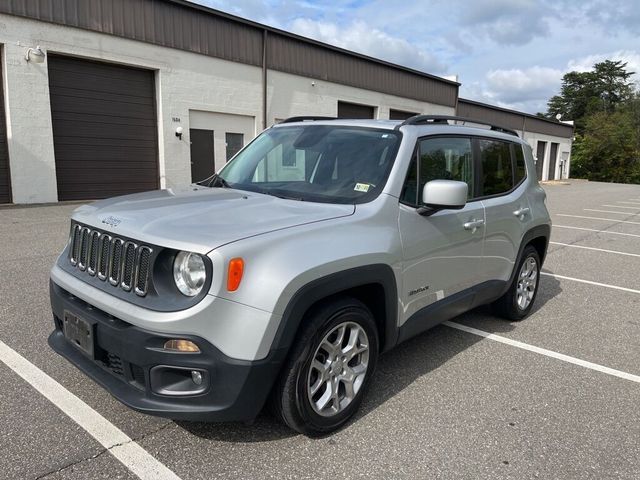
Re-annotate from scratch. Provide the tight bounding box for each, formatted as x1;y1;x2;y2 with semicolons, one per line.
1;180;639;480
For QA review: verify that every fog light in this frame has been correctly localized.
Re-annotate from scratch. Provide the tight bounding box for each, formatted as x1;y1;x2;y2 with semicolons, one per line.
191;370;203;385
163;339;200;353
149;366;209;396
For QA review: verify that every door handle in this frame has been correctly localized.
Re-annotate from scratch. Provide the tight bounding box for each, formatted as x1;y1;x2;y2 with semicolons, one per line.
513;207;530;218
463;219;485;231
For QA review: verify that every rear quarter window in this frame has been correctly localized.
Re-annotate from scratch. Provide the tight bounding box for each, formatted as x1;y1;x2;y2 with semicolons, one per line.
514;144;526;184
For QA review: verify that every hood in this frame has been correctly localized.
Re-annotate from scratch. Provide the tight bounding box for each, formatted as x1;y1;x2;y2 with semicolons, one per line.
71;186;355;254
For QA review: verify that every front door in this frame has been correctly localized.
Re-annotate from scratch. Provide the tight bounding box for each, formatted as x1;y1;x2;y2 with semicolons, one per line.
190;128;215;183
398;136;485;326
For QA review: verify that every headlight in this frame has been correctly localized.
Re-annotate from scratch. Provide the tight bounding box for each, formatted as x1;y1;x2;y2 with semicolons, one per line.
173;251;207;296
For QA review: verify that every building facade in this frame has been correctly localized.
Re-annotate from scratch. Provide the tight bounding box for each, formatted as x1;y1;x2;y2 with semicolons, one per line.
457;99;574;182
0;0;571;204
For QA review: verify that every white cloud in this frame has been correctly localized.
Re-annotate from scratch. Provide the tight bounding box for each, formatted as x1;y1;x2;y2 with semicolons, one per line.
485;66;563;103
289;18;447;75
465;50;640;114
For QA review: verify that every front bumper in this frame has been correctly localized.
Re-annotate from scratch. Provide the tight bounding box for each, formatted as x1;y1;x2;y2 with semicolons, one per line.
49;281;286;422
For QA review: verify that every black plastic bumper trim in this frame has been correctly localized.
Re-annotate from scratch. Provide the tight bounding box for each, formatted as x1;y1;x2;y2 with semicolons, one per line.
49;280;285;422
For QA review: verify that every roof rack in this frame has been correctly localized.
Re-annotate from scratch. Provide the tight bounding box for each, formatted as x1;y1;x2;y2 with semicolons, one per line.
395;115;519;137
279;116;337;124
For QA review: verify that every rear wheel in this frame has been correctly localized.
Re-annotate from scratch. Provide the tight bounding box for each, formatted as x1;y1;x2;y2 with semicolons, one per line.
493;245;540;321
271;297;379;436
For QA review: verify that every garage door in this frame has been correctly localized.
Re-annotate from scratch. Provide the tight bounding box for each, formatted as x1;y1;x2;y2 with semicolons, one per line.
48;55;158;201
0;55;11;204
389;109;418;120
337;101;375;119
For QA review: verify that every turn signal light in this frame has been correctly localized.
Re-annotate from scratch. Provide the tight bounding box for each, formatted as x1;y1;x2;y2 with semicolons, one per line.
163;339;200;353
227;257;244;292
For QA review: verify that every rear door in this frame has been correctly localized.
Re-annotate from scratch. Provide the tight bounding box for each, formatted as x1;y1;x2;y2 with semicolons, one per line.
479;140;531;284
398;136;485;324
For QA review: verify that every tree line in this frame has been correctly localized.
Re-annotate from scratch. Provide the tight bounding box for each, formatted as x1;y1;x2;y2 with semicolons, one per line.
541;60;639;184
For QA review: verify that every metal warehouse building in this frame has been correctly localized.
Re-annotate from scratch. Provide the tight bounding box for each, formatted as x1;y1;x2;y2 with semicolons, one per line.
0;0;573;205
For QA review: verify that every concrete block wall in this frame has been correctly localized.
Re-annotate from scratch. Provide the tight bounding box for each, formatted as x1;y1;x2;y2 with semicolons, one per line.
267;70;455;125
0;13;453;204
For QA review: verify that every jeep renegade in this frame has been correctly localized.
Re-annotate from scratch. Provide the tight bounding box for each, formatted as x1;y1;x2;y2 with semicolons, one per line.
49;116;551;435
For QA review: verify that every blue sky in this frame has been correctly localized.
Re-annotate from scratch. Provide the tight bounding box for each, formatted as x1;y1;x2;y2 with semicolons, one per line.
189;0;640;115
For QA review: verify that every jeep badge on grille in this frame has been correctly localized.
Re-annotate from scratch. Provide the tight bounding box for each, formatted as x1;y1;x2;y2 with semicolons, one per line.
101;216;122;227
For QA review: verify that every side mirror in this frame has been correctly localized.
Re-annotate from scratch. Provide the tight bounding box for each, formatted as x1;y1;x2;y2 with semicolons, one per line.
418;180;468;216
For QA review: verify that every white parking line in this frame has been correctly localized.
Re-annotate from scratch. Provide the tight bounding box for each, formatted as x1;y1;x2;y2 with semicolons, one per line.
541;272;640;295
549;241;640;258
553;225;640;238
444;322;640;384
602;204;640;210
584;208;640;216
618;201;640;205
556;214;640;225
0;340;181;480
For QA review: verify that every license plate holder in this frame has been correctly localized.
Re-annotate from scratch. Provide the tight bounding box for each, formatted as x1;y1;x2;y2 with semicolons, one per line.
63;310;95;358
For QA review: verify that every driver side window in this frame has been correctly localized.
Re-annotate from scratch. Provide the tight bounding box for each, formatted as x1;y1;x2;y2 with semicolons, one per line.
401;136;475;205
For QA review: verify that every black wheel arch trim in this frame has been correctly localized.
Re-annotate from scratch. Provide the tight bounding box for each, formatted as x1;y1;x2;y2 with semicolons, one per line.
270;264;399;357
507;224;550;291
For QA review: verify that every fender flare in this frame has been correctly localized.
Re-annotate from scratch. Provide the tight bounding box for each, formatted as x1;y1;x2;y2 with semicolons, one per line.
270;264;399;356
507;223;551;288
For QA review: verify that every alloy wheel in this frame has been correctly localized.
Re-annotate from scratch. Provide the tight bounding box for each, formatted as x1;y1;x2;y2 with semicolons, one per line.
306;321;370;417
516;256;538;310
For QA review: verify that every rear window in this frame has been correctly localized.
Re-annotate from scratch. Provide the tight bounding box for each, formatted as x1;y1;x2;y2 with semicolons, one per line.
479;139;514;196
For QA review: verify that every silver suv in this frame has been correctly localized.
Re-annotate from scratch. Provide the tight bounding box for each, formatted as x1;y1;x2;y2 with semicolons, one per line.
49;116;551;435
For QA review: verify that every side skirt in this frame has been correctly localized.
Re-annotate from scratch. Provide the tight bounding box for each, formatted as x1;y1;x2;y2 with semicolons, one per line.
396;280;507;344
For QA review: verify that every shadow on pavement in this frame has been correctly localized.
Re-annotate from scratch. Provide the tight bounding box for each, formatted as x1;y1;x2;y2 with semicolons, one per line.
178;274;562;442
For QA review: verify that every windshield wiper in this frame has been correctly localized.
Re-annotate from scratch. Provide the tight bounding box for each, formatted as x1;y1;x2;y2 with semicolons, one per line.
273;193;305;201
199;173;230;188
256;189;304;201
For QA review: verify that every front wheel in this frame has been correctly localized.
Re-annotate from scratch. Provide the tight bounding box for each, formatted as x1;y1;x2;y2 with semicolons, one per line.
493;245;541;321
271;297;379;436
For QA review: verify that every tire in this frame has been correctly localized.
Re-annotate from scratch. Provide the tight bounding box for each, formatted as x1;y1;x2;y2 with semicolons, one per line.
271;297;379;436
493;245;541;321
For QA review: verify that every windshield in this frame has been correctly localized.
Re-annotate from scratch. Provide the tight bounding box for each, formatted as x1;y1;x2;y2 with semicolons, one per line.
217;125;402;203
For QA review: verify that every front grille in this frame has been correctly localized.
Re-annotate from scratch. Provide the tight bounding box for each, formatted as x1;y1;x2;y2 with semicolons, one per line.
88;231;100;275
135;247;152;296
68;223;153;297
121;242;137;291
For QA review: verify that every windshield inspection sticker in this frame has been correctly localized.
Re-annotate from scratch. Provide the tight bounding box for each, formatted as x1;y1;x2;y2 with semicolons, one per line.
354;183;371;192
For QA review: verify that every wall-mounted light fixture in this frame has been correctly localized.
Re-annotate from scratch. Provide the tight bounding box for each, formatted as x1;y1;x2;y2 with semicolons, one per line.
25;45;45;63
175;126;183;140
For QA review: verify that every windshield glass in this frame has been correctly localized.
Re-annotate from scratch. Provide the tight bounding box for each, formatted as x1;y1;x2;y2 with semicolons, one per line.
218;125;402;203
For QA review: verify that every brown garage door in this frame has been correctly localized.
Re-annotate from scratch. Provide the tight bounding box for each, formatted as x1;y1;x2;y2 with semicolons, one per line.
0;55;11;204
48;55;158;201
389;109;418;120
337;101;375;119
